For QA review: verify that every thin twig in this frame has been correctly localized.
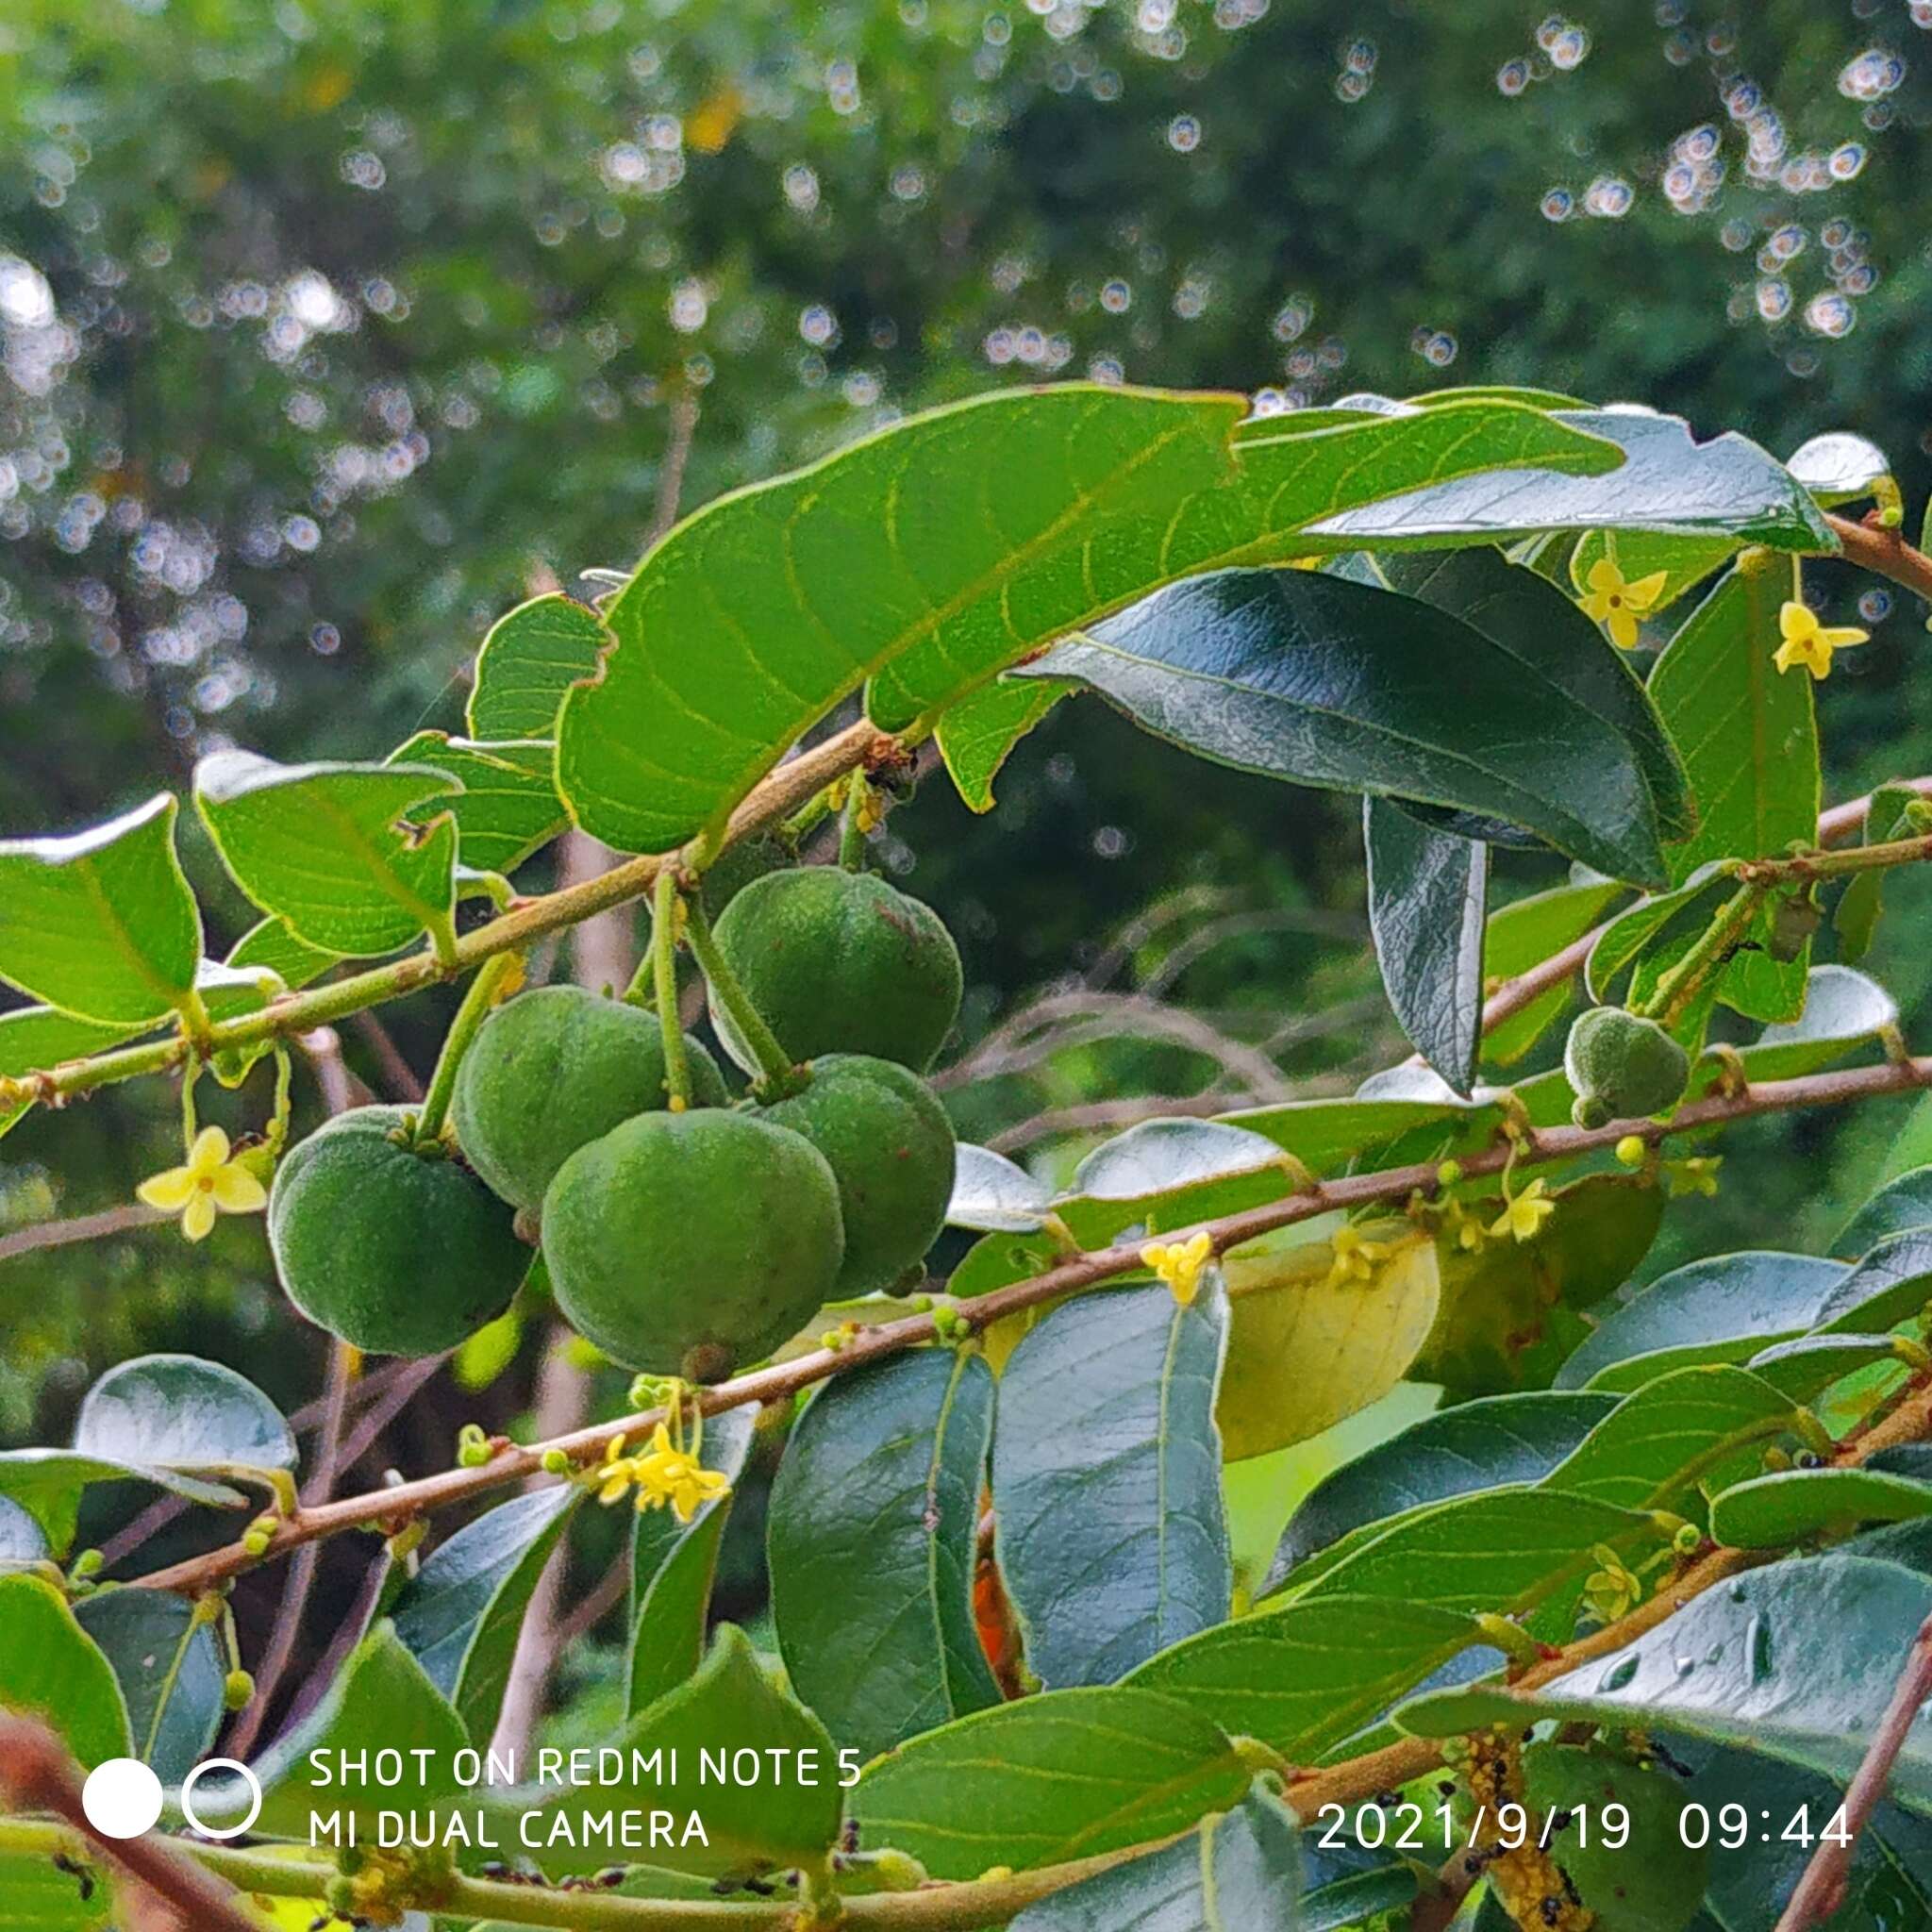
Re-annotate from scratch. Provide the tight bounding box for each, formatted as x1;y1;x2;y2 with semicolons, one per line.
987;1092;1237;1153
1774;1613;1932;1931
1825;509;1932;606
0;1202;166;1264
275;1540;397;1740
347;1009;425;1102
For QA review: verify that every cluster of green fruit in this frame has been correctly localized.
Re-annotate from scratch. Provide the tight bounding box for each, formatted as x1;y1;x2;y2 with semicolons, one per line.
267;869;963;1376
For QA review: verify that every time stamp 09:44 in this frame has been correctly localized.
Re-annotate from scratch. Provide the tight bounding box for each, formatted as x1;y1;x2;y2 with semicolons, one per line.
1314;1797;1854;1856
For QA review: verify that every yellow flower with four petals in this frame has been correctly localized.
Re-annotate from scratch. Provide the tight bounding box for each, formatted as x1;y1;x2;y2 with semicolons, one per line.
1773;600;1868;681
1489;1176;1555;1244
137;1125;268;1241
1578;558;1668;649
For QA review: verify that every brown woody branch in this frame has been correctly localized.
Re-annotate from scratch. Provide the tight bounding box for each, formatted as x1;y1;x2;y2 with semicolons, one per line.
1825;509;1932;607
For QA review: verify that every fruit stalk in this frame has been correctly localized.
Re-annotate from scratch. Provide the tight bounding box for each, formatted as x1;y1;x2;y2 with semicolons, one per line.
651;869;694;1109
413;953;523;1147
681;894;801;1099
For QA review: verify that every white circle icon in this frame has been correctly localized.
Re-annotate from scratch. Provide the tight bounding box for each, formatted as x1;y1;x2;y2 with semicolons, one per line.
179;1757;262;1840
80;1758;164;1840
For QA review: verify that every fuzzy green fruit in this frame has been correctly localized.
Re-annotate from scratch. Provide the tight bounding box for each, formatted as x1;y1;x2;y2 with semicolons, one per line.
759;1055;956;1297
451;985;726;1212
708;868;962;1074
1564;1006;1690;1129
541;1109;843;1376
269;1107;527;1357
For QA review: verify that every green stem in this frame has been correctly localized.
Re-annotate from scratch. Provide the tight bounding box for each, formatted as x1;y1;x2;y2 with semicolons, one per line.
652;869;693;1109
682;897;800;1099
839;775;871;869
415;953;521;1145
1744;831;1932;883
1632;880;1767;1030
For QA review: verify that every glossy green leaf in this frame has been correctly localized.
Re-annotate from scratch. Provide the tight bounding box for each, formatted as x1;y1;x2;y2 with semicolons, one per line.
506;1624;843;1879
559;387;1621;854
1813;1229;1932;1336
1584;860;1733;1005
937;676;1070;813
0;794;202;1024
1479;876;1629;1068
194;750;461;957
467;591;608;740
389;731;568;875
1300;407;1832;551
1555;1252;1848;1393
1217;1085;1474;1176
75;1587;223;1784
1124;1594;1480;1762
1007;1778;1301;1932
1709;1467;1932;1549
1270;1391;1618;1586
1364;797;1486;1094
626;1407;756;1716
1836;1166;1932;1260
390;1484;580;1744
1024;567;1672;886
0;1574;131;1769
1054;1118;1300;1248
854;1686;1251;1879
1540;1366;1795;1515
1744;1332;1900;1402
1647;565;1819;1022
0;1451;240;1557
947;1142;1053;1233
1787;431;1891;506
1724;964;1897;1082
0;1005;142;1141
770;1350;998;1757
1396;1553;1932;1817
994;1280;1230;1686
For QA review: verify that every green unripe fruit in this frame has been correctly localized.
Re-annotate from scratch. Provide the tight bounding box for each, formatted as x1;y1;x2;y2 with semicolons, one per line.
452;986;727;1212
708;868;962;1074
269;1107;527;1357
541;1109;843;1376
1563;1006;1690;1129
759;1055;957;1297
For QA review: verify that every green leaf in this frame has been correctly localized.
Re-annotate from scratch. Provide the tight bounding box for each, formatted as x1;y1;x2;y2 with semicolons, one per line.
994;1280;1231;1686
1396;1553;1932;1817
0;1496;49;1568
389;732;568;875
0;1451;241;1558
1006;1778;1301;1932
1555;1253;1848;1393
948;1143;1053;1233
936;677;1071;813
0;1574;131;1769
0;1850;115;1929
1647;564;1819;1022
1836;1165;1932;1259
1363;798;1486;1094
1300;407;1832;551
1787;431;1892;507
1832;782;1920;966
1270;1391;1618;1587
506;1624;843;1880
0;1005;143;1141
0;794;203;1024
558;386;1621;854
75;1588;223;1784
1124;1595;1480;1762
770;1350;998;1758
390;1484;581;1744
1539;1366;1795;1515
1053;1119;1301;1249
1479;877;1629;1068
194;750;461;958
853;1686;1252;1879
1813;1229;1932;1336
1218;1089;1476;1175
1709;1467;1932;1550
468;591;608;740
1722;964;1897;1083
1743;1333;1900;1403
1586;860;1734;1004
1024;568;1672;886
226;915;341;991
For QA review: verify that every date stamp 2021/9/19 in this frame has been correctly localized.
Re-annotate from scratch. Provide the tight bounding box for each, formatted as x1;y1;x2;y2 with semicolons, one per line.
1314;1795;1855;1857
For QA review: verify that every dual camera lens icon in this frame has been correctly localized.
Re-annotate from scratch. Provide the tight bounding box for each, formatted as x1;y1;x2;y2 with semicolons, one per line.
80;1756;263;1840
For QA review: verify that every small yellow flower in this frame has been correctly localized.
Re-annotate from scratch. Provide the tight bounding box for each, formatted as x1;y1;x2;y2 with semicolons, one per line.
1579;558;1669;649
594;1435;640;1507
1324;1223;1391;1287
1773;601;1868;681
633;1423;731;1525
1141;1231;1214;1307
1582;1543;1643;1624
1666;1156;1723;1200
137;1125;268;1241
1489;1176;1555;1244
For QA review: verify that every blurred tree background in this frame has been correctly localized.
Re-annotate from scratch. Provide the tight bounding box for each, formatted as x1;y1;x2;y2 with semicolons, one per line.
6;0;1932;1738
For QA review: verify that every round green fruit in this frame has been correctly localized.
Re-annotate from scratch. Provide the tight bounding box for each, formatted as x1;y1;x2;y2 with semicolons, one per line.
1564;1006;1690;1129
451;985;726;1212
708;867;962;1074
541;1109;843;1376
759;1055;956;1297
269;1107;527;1357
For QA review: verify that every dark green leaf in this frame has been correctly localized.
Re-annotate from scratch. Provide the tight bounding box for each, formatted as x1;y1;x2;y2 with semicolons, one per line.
389;731;568;875
1024;568;1671;886
1835;1166;1932;1260
770;1350;998;1758
1124;1594;1480;1762
467;591;608;740
1363;797;1486;1094
854;1686;1251;1879
1744;1333;1900;1402
0;1450;241;1557
1217;1085;1476;1177
994;1281;1230;1686
936;677;1070;813
390;1484;580;1744
1054;1119;1300;1248
0;795;203;1024
0;1574;131;1769
1007;1778;1301;1932
1555;1253;1847;1393
947;1143;1053;1234
194;750;461;957
1813;1230;1932;1336
1709;1467;1932;1549
75;1588;223;1784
